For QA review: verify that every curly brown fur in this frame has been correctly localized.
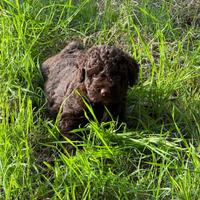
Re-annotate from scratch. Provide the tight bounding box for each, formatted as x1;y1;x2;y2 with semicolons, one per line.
41;41;139;141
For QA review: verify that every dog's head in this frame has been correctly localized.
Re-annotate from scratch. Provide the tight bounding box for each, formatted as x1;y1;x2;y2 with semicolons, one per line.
77;45;139;104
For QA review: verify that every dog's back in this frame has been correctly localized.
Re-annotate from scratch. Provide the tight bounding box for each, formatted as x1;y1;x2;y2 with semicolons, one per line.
41;41;84;115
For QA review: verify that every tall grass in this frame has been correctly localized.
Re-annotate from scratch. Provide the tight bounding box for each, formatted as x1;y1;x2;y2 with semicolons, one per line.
0;0;200;199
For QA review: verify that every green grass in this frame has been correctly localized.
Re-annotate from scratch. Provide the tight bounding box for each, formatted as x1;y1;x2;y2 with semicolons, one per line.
0;0;200;199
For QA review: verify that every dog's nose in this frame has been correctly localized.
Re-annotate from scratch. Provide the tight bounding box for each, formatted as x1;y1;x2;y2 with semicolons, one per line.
101;88;109;97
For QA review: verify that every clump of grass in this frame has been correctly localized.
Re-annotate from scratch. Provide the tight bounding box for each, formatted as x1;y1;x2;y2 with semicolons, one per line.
0;0;200;199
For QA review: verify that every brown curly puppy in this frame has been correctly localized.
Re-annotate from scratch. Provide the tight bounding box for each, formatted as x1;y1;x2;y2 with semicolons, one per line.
42;41;139;140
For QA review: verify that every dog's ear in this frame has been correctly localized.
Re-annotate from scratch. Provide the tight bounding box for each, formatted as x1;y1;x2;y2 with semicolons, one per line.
77;68;85;83
127;58;139;87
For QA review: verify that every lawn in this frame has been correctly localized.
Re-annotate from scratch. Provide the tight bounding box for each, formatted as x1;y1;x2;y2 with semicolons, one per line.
0;0;200;199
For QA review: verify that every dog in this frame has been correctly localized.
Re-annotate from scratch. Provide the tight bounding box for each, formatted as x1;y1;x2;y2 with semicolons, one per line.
41;41;139;141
